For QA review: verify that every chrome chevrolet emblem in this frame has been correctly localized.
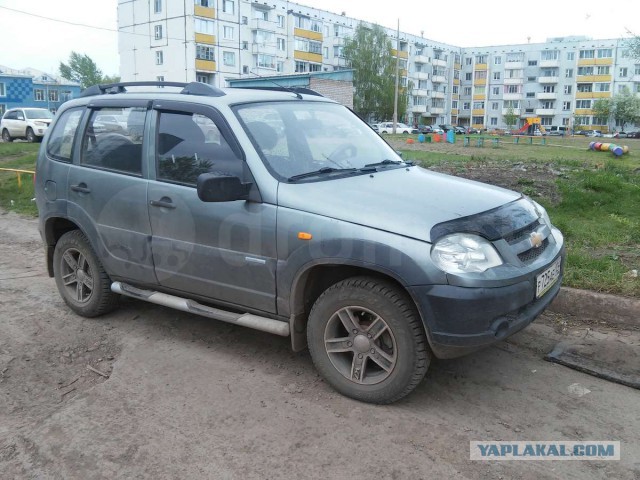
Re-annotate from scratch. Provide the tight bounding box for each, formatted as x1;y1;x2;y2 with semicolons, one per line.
530;232;544;248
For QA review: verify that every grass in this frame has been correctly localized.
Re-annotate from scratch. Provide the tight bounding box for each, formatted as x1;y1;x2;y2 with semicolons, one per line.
1;137;639;297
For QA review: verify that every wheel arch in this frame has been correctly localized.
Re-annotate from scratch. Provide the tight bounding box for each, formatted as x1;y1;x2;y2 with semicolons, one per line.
43;217;82;276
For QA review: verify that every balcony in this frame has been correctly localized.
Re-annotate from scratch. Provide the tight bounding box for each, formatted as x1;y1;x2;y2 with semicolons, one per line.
413;88;429;97
539;59;559;68
578;57;613;66
391;49;409;59
475;63;488;70
411;105;428;113
633;74;640;82
251;18;277;32
576;74;611;82
414;71;429;81
503;92;522;100
504;61;524;69
430;107;445;114
294;51;322;63
195;33;216;45
194;5;215;18
536;92;557;100
504;77;524;85
502;108;522;116
432;75;446;83
293;27;322;41
472;109;485;115
252;43;277;56
414;54;430;64
432;58;447;68
432;91;445;99
195;59;216;72
535;108;556;116
538;76;559;83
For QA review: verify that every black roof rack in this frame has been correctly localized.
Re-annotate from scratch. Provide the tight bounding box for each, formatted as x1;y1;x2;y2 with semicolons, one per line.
79;81;226;98
232;86;324;97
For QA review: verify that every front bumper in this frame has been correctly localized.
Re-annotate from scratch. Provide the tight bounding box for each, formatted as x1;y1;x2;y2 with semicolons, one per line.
409;252;564;359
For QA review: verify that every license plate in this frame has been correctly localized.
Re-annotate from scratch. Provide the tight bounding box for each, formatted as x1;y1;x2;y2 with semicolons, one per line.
536;257;562;298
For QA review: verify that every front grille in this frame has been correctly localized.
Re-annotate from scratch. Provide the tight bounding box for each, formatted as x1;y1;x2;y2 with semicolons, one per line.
503;220;540;244
518;238;549;264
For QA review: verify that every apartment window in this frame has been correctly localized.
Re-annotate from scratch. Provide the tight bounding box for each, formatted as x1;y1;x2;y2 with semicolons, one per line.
154;0;162;13
196;45;215;61
564;68;573;78
463;102;470;110
242;41;248;50
452;85;459;94
241;16;248;24
635;64;640;75
493;72;500;80
34;89;45;101
155;50;164;65
195;0;211;6
157;75;165;82
504;100;519;109
295;61;307;73
577;83;592;93
452;100;458;109
492;86;499;95
465;57;472;65
48;90;59;102
528;60;537;66
597;48;612;58
576;99;591;109
567;52;575;61
294;16;308;29
463;87;472;95
506;52;524;62
472;116;484;125
564;85;572;94
277;15;284;28
333;46;344;58
577;66;593;76
575;116;590;125
222;0;234;14
474;70;487;80
60;90;72;102
541;50;558;60
596;66;610;75
527;76;536;82
563;101;571;110
0;83;5;96
595;82;610;92
562;118;570;126
506;85;520;94
154;25;163;40
309;40;322;55
323;46;328;59
195;18;214;34
255;29;273;44
618;84;627;93
453;70;460;79
474;86;486;95
223;26;234;40
473;101;485;109
490;117;498;126
619;67;628;77
278;38;286;51
541;117;553;126
223;51;235;66
494;56;501;65
465;72;472;81
310;20;322;33
277;61;284;72
309;64;320;73
254;9;268;21
526;92;535;98
579;49;594;59
491;102;499;110
475;55;487;64
257;54;276;69
543;85;555;93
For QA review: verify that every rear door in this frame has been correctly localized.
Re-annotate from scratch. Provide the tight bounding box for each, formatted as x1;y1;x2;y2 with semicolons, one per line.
66;100;157;285
147;100;277;313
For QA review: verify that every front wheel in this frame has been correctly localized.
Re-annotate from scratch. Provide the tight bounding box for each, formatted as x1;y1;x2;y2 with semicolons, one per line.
26;127;37;143
307;277;430;404
53;230;119;317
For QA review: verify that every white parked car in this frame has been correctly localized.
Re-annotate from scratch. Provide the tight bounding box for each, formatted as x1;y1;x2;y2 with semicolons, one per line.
378;122;418;134
1;108;54;143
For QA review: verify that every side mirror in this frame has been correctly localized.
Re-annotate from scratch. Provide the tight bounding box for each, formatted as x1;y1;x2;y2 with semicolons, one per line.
197;173;251;202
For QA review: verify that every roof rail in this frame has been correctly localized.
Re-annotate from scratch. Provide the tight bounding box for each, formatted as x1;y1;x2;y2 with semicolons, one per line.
232;86;324;97
79;81;226;98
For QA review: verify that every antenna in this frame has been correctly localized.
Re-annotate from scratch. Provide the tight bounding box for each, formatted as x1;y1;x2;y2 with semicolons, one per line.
248;69;303;99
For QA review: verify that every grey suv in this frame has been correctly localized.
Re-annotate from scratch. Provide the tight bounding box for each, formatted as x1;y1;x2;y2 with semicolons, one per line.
35;81;565;403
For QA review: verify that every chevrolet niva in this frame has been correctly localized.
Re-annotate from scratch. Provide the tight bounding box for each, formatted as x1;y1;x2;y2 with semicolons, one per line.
35;82;564;403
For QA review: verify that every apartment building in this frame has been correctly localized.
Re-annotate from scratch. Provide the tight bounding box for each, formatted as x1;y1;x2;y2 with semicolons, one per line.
117;0;639;131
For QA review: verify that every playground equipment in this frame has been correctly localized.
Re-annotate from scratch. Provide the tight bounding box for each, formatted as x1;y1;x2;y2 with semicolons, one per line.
589;141;630;157
515;118;545;136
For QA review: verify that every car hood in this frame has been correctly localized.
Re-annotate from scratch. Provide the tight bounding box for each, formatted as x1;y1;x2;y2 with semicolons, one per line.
277;166;522;242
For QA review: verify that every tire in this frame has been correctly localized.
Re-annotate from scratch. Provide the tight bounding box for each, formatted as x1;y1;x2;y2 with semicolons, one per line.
307;276;430;404
26;127;36;143
2;129;12;143
53;230;119;317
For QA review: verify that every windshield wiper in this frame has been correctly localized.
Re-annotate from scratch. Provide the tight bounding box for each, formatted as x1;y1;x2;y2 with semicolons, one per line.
288;167;358;182
364;159;409;168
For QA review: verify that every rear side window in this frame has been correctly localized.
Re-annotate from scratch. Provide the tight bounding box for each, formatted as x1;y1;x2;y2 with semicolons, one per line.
80;107;146;175
156;111;242;186
46;108;83;162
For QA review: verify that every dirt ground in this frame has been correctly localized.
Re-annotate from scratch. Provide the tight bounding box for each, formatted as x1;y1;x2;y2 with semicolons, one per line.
1;211;639;479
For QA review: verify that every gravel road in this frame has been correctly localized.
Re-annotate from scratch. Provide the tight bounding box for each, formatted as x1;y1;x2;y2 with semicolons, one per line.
1;211;638;479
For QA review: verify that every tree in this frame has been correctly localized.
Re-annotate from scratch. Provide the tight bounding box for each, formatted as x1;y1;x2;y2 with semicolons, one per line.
626;33;640;60
503;106;518;131
59;52;104;89
592;98;614;130
102;74;121;84
612;87;640;130
343;24;404;121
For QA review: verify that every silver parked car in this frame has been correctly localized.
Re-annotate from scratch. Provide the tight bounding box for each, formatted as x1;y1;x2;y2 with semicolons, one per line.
35;81;565;403
1;107;54;142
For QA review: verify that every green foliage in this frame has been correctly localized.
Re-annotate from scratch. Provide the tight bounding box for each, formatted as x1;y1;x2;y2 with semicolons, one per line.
343;24;405;121
102;74;122;84
503;106;518;130
59;52;104;89
592;97;613;128
625;34;640;60
612;87;640;129
0;144;39;216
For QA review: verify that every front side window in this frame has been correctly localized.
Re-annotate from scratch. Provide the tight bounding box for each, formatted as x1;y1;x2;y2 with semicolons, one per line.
80;107;146;175
46;108;83;161
156;112;242;186
235;102;406;182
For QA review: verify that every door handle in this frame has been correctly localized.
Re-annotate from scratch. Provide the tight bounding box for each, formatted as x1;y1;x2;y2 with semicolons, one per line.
149;198;176;209
70;184;91;194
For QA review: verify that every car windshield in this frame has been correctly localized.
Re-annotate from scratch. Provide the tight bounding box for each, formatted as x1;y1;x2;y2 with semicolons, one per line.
235;101;405;181
24;109;54;120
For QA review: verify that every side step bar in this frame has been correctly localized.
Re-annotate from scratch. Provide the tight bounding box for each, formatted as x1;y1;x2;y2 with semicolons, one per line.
111;282;290;337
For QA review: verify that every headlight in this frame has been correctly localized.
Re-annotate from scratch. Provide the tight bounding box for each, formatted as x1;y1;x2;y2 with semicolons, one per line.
431;233;503;274
34;121;47;127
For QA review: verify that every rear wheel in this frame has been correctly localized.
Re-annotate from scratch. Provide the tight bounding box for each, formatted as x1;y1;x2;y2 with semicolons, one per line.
26;127;37;143
307;276;430;404
2;129;12;143
53;230;119;317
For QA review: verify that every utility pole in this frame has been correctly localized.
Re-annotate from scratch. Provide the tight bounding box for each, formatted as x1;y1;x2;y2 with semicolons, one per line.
392;19;400;134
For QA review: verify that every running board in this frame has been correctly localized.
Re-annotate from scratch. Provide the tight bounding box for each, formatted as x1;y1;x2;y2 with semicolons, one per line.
111;282;290;337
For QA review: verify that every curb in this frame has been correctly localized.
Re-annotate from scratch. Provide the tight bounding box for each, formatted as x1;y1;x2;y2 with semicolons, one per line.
549;287;640;329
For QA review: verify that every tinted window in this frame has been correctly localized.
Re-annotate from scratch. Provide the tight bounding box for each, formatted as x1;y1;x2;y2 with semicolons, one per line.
46;108;83;161
156;111;242;186
80;107;146;175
